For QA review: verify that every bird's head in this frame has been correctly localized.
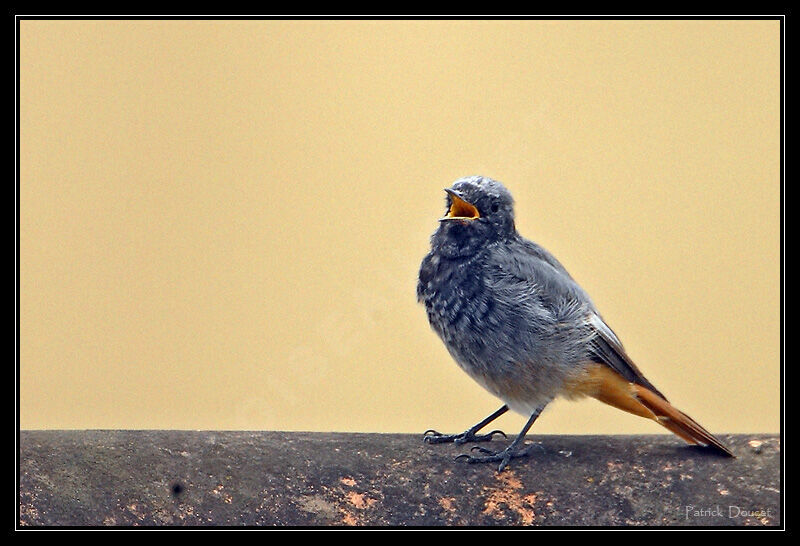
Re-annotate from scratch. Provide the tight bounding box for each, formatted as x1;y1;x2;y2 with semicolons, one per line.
431;175;517;257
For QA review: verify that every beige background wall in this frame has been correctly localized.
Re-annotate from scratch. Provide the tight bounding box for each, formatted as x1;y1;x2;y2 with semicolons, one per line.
20;20;780;435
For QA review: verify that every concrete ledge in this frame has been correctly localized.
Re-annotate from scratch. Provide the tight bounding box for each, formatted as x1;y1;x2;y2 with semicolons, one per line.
18;431;780;527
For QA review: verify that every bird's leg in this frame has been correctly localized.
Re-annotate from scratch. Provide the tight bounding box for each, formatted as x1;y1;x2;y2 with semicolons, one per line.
423;405;509;445
455;406;544;472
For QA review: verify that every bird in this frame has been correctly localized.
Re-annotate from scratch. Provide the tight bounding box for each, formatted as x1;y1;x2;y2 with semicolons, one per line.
417;175;733;471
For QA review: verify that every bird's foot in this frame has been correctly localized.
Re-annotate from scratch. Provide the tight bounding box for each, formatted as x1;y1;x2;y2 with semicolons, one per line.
455;443;539;472
423;428;506;445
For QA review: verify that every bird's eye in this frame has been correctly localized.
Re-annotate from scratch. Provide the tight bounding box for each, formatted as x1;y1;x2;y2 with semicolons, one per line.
490;202;499;213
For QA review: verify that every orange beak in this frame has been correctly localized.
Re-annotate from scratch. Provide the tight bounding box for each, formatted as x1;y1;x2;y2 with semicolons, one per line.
440;189;480;222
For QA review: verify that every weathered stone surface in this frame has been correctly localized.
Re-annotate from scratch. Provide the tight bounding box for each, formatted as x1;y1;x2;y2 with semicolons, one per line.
18;431;780;527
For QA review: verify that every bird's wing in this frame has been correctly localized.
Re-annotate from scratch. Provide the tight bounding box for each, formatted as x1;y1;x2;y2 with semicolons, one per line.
487;238;667;400
585;313;667;400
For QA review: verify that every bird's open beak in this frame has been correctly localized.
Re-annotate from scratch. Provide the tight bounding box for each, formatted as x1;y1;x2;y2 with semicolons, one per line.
440;189;480;222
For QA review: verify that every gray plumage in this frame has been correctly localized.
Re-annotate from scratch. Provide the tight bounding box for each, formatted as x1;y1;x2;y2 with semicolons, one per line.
417;175;661;417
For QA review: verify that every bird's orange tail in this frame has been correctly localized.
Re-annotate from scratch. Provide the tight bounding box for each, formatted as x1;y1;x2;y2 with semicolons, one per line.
565;364;734;457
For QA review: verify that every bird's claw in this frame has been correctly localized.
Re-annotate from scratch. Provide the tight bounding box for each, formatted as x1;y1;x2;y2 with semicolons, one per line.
471;429;507;443
455;443;537;472
423;429;449;444
423;428;507;445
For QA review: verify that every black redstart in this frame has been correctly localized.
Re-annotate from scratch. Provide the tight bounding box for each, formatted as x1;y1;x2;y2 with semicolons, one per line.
417;175;733;471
